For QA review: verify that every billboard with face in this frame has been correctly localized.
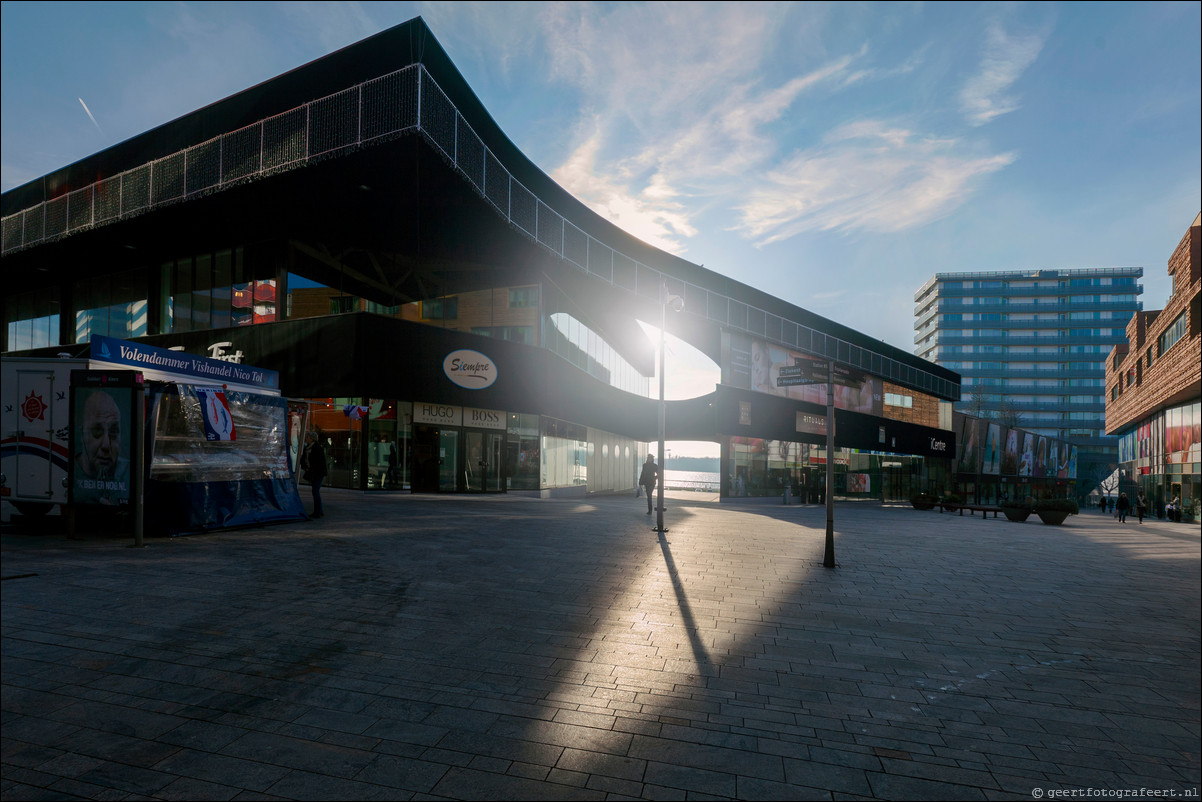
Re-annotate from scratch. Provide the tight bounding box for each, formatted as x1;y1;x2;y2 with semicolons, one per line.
72;386;132;507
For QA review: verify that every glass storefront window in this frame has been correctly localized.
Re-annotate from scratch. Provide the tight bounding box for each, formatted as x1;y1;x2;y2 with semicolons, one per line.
507;413;540;490
366;400;411;490
160;247;275;334
73;269;147;344
303;398;364;490
4;286;59;352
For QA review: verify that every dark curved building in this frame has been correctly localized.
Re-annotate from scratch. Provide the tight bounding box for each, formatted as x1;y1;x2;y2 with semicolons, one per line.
2;17;959;499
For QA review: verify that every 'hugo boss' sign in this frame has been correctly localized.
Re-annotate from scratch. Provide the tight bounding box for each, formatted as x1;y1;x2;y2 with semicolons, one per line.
443;350;497;389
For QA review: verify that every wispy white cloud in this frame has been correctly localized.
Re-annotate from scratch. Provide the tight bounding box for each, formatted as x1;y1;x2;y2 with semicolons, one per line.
553;123;697;253
959;21;1046;126
435;4;1024;250
278;1;379;54
735;121;1016;244
539;3;854;253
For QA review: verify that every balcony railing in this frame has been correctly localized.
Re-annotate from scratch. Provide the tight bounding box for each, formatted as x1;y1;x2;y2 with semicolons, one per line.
963;367;1106;379
919;284;1143;301
915;301;1142;325
915;268;1143;299
930;334;1129;347
1;64;959;402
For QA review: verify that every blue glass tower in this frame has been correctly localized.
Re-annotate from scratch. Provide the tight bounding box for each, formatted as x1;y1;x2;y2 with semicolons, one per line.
914;268;1143;475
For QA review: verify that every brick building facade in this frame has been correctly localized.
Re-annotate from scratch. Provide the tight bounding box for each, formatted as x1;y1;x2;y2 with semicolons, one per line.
1105;212;1201;521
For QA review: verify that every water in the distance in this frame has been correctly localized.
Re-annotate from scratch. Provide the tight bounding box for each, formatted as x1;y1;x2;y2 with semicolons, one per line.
663;469;720;492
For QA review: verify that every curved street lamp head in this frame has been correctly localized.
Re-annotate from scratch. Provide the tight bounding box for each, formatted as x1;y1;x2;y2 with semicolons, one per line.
666;294;685;313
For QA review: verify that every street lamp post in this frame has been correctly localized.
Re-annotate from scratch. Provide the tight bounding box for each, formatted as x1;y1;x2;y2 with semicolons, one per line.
656;280;684;535
823;357;836;567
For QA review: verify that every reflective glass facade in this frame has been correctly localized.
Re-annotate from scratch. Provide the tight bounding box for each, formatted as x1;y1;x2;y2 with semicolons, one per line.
914;268;1143;443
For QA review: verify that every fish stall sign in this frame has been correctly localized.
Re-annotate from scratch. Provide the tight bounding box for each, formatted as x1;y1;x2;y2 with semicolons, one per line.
443;350;497;389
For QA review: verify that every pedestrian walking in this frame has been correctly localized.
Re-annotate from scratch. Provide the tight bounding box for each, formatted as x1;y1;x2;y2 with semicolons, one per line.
1136;491;1147;524
301;430;328;518
639;453;660;515
1116;492;1130;523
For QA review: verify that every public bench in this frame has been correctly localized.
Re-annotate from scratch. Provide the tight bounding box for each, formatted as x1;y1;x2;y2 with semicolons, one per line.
938;503;1003;518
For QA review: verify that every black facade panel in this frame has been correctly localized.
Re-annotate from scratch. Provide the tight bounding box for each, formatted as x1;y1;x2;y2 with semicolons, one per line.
712;385;954;458
138;313;660;441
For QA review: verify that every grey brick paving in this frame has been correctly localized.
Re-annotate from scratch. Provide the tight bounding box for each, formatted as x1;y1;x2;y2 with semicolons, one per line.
3;492;1199;800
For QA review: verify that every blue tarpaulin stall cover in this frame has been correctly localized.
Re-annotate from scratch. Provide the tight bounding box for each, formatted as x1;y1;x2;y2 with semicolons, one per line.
146;384;305;535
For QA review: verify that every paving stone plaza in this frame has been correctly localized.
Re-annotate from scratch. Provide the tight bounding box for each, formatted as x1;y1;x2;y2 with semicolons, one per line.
2;492;1199;800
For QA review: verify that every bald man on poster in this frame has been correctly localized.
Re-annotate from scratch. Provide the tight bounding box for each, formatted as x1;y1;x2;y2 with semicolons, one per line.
73;388;131;506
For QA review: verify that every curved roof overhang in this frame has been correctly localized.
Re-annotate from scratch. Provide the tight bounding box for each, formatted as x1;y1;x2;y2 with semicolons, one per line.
1;16;959;402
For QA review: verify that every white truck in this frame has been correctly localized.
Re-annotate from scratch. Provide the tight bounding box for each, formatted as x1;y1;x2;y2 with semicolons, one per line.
1;356;88;518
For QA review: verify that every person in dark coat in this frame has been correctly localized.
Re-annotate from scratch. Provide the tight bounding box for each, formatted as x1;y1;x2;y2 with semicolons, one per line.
639;454;660;515
1116;492;1130;523
302;431;328;518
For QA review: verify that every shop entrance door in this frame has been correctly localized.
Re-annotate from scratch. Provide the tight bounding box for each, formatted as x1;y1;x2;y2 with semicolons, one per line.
465;430;504;492
412;425;457;492
438;429;459;492
412;426;438;492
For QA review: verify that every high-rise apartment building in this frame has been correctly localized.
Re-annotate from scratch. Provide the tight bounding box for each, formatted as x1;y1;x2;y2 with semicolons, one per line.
914;268;1143;465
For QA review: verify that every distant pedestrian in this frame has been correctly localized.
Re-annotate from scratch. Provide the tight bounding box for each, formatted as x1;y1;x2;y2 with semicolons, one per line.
387;441;399;488
639;454;660;515
302;431;328;519
1167;495;1181;522
1116;492;1130;523
1098;496;1106;514
1136;491;1147;524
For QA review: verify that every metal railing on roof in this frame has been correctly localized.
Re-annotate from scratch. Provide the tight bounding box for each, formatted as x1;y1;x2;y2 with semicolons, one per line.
2;64;958;401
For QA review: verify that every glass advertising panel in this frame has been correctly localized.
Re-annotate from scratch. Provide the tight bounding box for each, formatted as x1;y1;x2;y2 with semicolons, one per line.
1058;440;1071;478
1001;427;1020;475
1019;433;1036;477
732;334;882;416
982;423;1001;475
71;383;133;506
957;417;981;474
1033;436;1049;478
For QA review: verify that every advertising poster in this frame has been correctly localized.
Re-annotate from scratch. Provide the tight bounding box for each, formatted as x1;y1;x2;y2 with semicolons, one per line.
957;417;981;473
287;402;310;475
982;423;1001;475
1019;433;1035;477
1067;445;1078;479
72;386;132;506
1056;442;1071;479
740;335;881;416
1001;427;1019;475
1033;436;1048;478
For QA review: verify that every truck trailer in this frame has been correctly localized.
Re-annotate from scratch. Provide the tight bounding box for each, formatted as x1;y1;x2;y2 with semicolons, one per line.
1;356;89;518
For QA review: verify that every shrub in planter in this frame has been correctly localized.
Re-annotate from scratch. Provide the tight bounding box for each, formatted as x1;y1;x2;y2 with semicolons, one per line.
941;493;963;512
910;493;938;511
1035;497;1078;525
1001;496;1034;522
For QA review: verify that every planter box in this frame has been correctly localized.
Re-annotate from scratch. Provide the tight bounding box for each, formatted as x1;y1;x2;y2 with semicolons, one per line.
1002;507;1032;522
911;500;936;511
1036;510;1071;526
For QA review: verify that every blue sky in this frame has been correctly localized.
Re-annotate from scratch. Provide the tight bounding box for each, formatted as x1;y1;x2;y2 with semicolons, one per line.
3;2;1200;455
